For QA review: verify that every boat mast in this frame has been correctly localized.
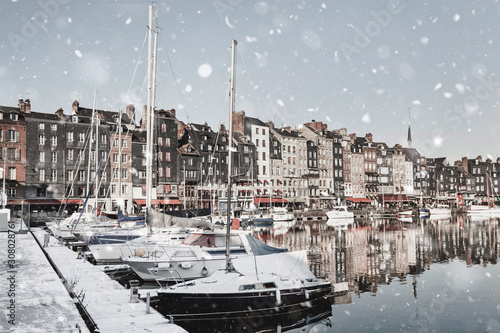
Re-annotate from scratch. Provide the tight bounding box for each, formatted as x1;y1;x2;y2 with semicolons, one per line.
86;90;97;213
225;39;237;271
118;108;122;211
145;5;153;212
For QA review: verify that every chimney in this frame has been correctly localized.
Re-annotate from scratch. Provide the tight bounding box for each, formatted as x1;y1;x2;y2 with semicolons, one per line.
141;105;148;129
461;157;468;172
349;133;356;145
126;104;135;124
72;100;79;115
477;155;482;163
55;108;64;118
233;110;245;134
167;108;176;118
365;133;373;143
24;99;31;113
18;98;25;111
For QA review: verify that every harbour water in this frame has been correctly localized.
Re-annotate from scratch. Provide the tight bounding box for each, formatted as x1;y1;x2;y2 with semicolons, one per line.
175;216;500;332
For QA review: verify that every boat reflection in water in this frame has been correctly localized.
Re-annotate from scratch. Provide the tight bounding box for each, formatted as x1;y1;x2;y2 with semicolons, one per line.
166;296;333;333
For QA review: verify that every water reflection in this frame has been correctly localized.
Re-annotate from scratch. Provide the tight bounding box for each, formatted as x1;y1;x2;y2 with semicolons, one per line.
253;216;499;297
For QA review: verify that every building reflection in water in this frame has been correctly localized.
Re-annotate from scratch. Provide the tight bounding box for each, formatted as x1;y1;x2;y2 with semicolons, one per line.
252;216;499;302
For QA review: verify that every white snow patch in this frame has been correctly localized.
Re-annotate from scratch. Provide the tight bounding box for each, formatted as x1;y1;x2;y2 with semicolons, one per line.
453;13;461;22
420;36;429;45
277;99;284;107
361;113;371;124
455;83;465;94
434;83;442;91
74;50;83;58
433;136;443;147
198;64;212;78
185;84;192;92
125;17;132;25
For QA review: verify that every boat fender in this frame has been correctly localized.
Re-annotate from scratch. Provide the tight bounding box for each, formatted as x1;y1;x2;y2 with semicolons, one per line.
201;266;208;276
180;262;193;269
303;289;309;300
135;248;146;257
275;289;282;305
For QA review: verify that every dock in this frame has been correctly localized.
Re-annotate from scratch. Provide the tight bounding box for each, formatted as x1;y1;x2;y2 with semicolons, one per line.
1;220;185;333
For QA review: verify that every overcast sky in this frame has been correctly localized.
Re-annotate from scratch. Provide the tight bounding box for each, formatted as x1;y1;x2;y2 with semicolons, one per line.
1;0;500;162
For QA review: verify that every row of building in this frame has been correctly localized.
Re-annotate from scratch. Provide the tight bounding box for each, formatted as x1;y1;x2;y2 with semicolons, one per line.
0;98;498;214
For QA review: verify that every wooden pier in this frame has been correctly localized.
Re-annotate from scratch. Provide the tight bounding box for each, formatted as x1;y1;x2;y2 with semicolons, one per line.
31;228;186;333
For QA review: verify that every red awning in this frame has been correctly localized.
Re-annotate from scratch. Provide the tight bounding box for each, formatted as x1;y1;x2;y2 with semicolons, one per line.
254;197;289;204
63;199;83;205
379;195;412;202
346;197;373;203
134;199;182;205
27;199;62;205
164;185;171;193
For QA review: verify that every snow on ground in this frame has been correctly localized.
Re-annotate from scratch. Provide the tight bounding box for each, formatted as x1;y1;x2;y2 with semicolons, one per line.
0;225;89;333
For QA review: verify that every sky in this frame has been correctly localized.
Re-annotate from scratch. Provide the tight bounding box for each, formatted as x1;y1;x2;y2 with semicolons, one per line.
1;0;500;163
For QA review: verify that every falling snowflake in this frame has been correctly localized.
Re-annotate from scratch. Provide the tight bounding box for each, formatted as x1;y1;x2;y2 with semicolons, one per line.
74;50;82;58
198;64;212;78
362;113;371;124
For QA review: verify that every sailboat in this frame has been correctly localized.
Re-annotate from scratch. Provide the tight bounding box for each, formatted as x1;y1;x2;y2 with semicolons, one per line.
155;40;332;322
468;172;500;217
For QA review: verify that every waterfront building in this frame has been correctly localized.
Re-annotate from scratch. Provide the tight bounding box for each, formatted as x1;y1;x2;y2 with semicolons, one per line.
330;130;345;204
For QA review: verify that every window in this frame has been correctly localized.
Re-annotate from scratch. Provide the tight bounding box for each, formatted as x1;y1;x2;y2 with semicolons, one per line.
78;170;85;182
113;168;119;179
111;184;117;194
142;145;147;153
7;188;16;198
51;170;57;182
51;124;57;131
78;150;85;161
165;138;171;147
51;152;57;163
10;114;18;121
158;137;163;146
101;134;107;144
122;184;127;194
8;130;18;142
139;171;146;179
262;140;266;147
122;139;127;148
262;129;265;135
67;131;74;142
122;154;127;163
78;132;85;142
122;168;127;179
36;187;46;197
159;151;163;161
166;167;171;178
113;153;119;163
256;139;259;146
101;171;106;181
159;167;163;177
72;116;78;123
67;170;73;181
263;152;266;161
8;167;16;180
39;123;45;130
161;123;166;132
256;128;259;134
166;152;171;162
39;151;45;162
39;169;45;182
67;149;73;161
51;136;57;146
7;148;16;160
0;129;3;142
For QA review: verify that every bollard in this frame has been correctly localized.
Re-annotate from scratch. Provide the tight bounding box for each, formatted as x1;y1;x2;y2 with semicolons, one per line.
77;246;83;259
43;233;50;247
129;280;140;303
146;292;151;314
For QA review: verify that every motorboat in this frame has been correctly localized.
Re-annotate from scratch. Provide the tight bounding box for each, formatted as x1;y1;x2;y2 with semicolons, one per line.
428;204;451;217
123;229;287;282
269;207;295;222
87;227;195;263
326;206;354;219
155;250;333;320
47;212;119;240
467;204;500;217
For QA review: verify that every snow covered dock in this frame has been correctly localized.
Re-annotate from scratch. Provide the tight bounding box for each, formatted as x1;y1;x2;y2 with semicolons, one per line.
1;222;185;333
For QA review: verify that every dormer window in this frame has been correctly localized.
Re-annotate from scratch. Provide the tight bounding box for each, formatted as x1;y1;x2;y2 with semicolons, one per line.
10;114;18;121
72;116;78;123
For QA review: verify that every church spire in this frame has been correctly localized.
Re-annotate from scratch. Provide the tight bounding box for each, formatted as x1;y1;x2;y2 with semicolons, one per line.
407;108;412;148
